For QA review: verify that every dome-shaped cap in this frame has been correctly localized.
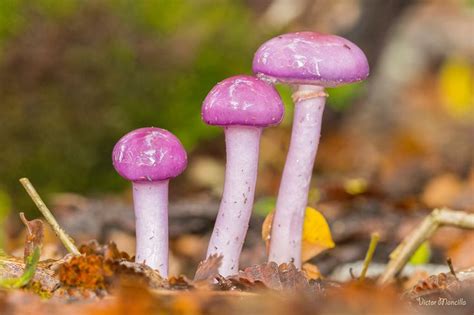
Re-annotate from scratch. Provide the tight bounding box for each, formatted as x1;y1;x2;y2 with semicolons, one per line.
202;75;284;127
112;127;187;182
253;32;369;87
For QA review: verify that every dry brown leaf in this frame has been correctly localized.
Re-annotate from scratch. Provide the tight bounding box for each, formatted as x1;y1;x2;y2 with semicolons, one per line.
408;272;460;299
193;254;222;282
229;262;310;291
19;213;44;262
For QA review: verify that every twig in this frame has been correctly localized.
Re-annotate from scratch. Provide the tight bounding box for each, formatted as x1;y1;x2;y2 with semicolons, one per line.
446;257;458;280
358;232;380;283
378;208;474;285
349;267;356;280
19;178;80;255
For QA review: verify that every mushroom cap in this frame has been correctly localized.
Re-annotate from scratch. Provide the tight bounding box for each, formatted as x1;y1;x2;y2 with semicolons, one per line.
252;32;369;87
202;75;284;127
112;127;187;182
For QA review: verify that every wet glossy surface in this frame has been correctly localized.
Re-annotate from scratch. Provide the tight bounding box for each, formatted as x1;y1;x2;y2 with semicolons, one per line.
112;127;187;181
253;32;369;87
202;75;284;127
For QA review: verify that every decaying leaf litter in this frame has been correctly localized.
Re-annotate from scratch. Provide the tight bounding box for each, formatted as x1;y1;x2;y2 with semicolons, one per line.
0;177;473;315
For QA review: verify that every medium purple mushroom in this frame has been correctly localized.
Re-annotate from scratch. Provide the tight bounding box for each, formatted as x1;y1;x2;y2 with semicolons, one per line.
112;127;187;277
202;75;284;276
253;32;369;267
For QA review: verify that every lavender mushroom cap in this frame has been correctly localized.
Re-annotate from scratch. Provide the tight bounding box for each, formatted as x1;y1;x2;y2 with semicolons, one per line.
202;75;284;127
252;32;369;87
112;127;187;182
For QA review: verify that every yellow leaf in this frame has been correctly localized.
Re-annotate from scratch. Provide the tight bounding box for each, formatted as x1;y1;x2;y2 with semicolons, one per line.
301;207;335;262
438;57;474;119
261;207;335;263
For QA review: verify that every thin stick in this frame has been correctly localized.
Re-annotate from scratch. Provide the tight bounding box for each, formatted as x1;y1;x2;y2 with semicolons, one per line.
446;257;458;280
19;178;80;255
378;208;474;285
358;232;380;283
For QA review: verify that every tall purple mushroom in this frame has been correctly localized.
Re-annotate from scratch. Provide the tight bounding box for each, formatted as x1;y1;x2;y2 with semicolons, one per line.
202;75;284;276
112;127;187;277
253;32;369;267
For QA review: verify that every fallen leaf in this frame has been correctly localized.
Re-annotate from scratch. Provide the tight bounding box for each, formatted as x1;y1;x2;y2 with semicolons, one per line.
19;213;44;261
0;213;44;289
229;262;310;291
193;254;222;282
262;207;335;263
301;207;335;262
406;271;465;303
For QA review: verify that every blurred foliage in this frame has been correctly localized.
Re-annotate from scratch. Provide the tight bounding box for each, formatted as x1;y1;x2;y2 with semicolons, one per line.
0;189;11;248
0;0;273;206
253;196;276;217
326;82;365;111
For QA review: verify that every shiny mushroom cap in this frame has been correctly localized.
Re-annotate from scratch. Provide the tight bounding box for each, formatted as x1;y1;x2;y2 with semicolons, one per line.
202;75;284;127
253;32;369;87
112;127;187;182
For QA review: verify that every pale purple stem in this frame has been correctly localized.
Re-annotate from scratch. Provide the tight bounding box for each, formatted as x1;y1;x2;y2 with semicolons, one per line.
132;180;169;277
207;126;262;276
269;85;326;267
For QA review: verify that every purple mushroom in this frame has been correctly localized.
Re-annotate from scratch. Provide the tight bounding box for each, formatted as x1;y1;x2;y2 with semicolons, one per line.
112;127;187;277
202;75;284;276
253;32;369;267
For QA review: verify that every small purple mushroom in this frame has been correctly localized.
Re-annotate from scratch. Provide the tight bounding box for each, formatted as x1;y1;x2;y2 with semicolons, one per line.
112;127;187;277
202;75;284;276
253;32;369;267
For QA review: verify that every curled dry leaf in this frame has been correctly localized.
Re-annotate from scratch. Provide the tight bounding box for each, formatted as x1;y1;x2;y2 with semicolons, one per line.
262;207;335;263
0;213;51;291
228;262;310;291
193;254;222;282
406;272;460;300
19;213;44;262
405;271;474;313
